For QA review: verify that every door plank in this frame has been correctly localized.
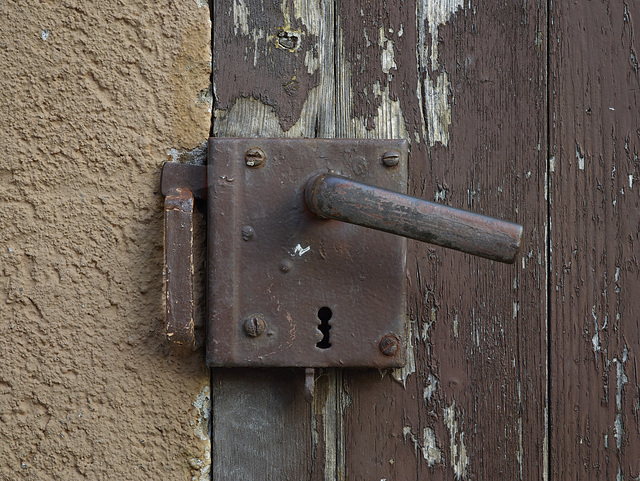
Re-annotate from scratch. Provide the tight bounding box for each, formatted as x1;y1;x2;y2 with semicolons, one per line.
211;1;338;479
338;2;548;479
549;2;640;479
211;1;548;479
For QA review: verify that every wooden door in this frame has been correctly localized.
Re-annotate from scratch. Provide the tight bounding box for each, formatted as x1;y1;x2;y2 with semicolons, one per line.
208;1;639;479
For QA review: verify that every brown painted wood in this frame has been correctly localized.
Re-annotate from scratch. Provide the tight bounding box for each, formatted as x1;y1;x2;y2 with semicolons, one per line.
338;2;548;479
549;2;640;479
211;1;547;479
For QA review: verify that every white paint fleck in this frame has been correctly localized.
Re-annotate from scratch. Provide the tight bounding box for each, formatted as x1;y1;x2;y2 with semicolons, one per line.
233;0;250;35
629;174;634;189
403;426;442;465
613;347;629;450
379;28;397;76
423;372;439;402
444;401;468;479
293;244;310;256
191;385;211;481
549;156;556;172
513;301;519;319
575;142;585;170
416;0;464;146
452;313;458;338
591;305;600;353
41;29;50;41
392;316;416;386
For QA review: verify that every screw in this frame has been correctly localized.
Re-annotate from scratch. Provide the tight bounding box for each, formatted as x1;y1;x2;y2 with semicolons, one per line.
245;147;265;167
279;260;292;273
244;314;266;337
379;334;400;356
241;225;255;241
381;150;401;167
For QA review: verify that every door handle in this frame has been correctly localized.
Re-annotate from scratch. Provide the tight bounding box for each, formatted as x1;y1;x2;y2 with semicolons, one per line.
161;138;522;397
304;173;521;264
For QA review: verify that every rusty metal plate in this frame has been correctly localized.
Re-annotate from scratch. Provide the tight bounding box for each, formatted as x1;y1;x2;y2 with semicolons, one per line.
207;138;408;368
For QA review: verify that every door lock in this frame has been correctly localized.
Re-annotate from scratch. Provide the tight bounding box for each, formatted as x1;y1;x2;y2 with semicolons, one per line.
161;138;522;397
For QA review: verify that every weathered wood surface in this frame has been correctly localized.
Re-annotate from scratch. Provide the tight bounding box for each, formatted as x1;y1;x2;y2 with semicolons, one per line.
549;2;640;479
338;1;547;479
212;1;546;479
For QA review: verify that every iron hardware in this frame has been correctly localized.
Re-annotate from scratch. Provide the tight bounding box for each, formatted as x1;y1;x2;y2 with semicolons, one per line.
162;138;522;397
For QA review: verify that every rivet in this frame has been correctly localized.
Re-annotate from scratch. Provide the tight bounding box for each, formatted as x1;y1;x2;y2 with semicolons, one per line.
245;147;266;167
379;334;400;356
381;150;401;167
279;260;292;273
241;225;255;241
244;314;266;337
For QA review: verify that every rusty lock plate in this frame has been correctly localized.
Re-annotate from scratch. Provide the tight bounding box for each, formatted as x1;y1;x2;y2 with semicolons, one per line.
207;138;408;368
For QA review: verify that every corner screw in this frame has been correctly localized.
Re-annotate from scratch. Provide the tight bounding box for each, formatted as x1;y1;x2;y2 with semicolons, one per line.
379;334;400;356
241;225;255;241
244;314;266;337
245;147;266;167
381;150;401;167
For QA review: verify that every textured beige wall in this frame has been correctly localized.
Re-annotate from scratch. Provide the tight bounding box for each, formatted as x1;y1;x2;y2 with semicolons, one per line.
0;1;211;479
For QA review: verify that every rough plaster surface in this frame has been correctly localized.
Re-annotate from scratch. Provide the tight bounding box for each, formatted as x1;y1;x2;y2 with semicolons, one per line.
0;1;211;479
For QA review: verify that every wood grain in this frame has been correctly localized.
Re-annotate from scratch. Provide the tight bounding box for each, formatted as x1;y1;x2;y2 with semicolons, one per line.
338;1;548;479
211;1;547;479
549;2;640;479
211;1;336;479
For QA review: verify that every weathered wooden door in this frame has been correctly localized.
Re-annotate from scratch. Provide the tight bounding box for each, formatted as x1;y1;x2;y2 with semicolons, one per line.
209;1;640;479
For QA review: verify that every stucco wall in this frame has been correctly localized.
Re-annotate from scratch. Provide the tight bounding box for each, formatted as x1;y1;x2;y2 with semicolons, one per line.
0;1;212;478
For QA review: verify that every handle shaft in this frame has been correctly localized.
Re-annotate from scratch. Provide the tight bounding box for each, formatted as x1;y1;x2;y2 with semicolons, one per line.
305;173;522;263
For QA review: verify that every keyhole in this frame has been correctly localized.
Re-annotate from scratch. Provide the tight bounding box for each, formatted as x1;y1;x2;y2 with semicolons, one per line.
316;307;332;349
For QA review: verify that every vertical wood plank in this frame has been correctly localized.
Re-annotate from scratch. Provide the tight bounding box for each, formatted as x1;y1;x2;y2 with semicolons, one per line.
211;1;337;478
549;2;640;479
338;2;548;479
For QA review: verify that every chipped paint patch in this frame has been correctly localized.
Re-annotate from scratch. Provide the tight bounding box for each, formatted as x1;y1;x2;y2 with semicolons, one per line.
392;316;416;386
444;401;468;479
167;140;208;165
233;0;250;35
191;385;211;481
575;142;585;170
403;426;442;465
41;29;50;41
379;28;397;76
613;347;629;450
416;0;464;146
424;372;439;403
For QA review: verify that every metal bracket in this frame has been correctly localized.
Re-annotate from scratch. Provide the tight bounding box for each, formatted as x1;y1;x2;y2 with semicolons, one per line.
161;138;522;379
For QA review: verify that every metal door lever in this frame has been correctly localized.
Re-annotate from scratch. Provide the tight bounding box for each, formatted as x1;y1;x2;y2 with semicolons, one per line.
161;138;522;400
305;173;521;263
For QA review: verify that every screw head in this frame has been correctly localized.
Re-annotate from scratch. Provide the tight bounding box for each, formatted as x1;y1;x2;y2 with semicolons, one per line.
381;150;401;167
245;147;266;167
244;314;266;337
379;334;400;356
279;260;292;273
241;225;255;241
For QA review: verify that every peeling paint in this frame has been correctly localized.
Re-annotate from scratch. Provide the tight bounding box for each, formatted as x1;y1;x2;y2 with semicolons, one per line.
416;0;464;146
613;347;629;450
575;142;585;170
392;315;416;386
444;401;469;479
379;28;397;76
191;385;211;481
232;0;250;36
424;372;439;402
403;426;442;465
